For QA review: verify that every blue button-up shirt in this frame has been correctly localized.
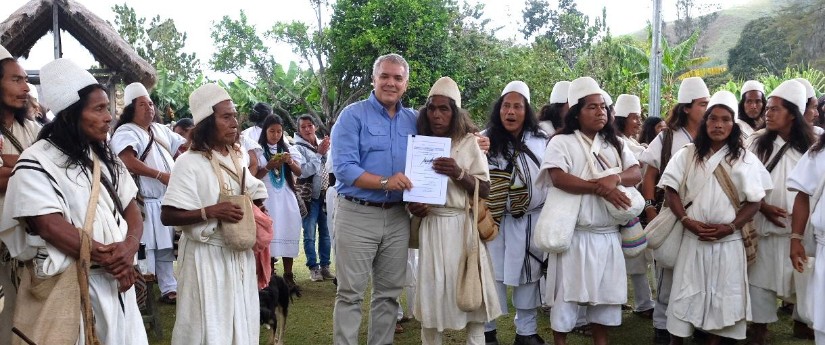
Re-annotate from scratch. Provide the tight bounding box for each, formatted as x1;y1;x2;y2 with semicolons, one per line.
332;92;417;203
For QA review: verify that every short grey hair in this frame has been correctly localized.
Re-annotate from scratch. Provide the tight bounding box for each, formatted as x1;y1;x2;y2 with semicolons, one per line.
371;53;409;79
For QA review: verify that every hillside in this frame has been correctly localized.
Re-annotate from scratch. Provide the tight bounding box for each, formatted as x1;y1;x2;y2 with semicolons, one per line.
632;0;788;67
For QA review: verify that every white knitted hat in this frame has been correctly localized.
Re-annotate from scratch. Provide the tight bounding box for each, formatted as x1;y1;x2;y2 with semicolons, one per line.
189;83;231;125
27;83;38;100
794;78;816;99
549;81;570;104
567;77;605;107
769;80;807;114
124;82;150;105
740;80;764;96
39;59;99;115
707;90;738;117
427;77;461;108
501;80;530;104
677;77;710;103
614;94;641;118
0;44;11;60
602;91;613;107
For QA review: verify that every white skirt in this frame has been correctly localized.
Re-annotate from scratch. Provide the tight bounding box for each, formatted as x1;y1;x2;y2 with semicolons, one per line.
556;227;627;305
748;235;794;299
263;184;302;258
414;207;502;331
668;232;750;331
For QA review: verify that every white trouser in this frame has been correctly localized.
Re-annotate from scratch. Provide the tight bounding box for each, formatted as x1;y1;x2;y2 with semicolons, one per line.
484;281;540;336
653;265;673;330
422;322;485;345
147;248;177;295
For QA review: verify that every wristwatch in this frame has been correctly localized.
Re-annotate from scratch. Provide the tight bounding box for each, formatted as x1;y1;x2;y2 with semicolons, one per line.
379;176;389;191
644;199;656;209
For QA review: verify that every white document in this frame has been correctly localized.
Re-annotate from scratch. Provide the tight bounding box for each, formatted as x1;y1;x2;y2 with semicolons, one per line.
403;135;451;205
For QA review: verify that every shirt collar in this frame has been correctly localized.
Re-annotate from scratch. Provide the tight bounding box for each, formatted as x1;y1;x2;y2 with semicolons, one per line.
367;91;405;116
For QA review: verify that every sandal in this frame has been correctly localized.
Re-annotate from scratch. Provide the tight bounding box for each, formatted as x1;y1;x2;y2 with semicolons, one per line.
571;324;592;337
159;291;177;304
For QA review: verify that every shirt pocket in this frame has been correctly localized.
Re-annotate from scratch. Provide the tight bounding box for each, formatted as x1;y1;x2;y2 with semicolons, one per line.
366;121;390;152
396;119;416;153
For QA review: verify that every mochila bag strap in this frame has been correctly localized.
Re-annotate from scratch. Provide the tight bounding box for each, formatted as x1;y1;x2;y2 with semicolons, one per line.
0;124;26;154
713;163;758;265
78;155;103;345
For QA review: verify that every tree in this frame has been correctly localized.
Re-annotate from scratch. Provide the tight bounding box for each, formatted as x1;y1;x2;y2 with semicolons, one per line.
326;0;461;108
520;0;607;68
269;0;364;132
111;4;201;82
670;0;719;50
727;18;789;78
210;11;316;132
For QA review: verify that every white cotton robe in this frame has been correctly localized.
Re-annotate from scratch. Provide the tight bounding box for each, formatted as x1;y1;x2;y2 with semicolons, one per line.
0;140;147;345
787;149;825;336
414;134;502;331
257;144;304;258
110;123;185;252
162;149;267;345
659;145;772;338
541;133;637;306
745;131;803;300
485;131;549;287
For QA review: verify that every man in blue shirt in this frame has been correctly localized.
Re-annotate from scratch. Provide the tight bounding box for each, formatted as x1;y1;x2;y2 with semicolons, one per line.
331;53;416;345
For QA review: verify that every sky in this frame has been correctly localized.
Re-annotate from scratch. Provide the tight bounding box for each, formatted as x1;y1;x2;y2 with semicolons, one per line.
1;0;748;81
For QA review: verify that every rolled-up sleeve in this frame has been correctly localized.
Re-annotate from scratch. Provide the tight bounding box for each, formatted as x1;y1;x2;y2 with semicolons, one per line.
332;107;365;186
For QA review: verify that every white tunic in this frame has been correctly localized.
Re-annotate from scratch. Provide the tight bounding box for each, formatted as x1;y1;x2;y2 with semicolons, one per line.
736;119;755;138
542;133;638;305
0;140;147;344
256;144;303;258
110;123;185;251
620;134;646;161
414;134;502;330
787;149;825;334
745;131;803;298
659;145;772;331
242;125;262;144
638;127;694;170
162;149;267;345
485;131;549;286
0;119;41;254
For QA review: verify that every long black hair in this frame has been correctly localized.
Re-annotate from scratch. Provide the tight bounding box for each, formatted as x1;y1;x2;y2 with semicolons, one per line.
558;96;624;154
248;102;272;127
257;114;296;191
693;104;743;164
752;98;814;162
37;84;124;211
737;91;766;130
639;116;664;145
0;59;29;126
666;101;695;130
538;102;566;130
486;94;544;161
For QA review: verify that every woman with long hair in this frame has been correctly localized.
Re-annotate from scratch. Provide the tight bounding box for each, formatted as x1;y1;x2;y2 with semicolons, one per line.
659;91;771;344
638;77;710;343
745;80;816;343
639;116;666;145
254;114;303;289
542;77;641;345
483;80;549;345
405;77;501;345
161;83;268;344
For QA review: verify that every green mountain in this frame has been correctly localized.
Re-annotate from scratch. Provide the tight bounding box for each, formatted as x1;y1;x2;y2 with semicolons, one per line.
632;0;788;67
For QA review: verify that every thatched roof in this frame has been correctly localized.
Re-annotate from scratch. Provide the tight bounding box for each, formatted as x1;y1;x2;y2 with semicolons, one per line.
0;0;156;88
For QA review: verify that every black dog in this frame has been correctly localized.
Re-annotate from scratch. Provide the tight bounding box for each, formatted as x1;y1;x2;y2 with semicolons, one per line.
259;274;301;345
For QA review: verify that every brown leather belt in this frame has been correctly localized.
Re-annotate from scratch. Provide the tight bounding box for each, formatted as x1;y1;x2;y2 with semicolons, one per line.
343;195;403;209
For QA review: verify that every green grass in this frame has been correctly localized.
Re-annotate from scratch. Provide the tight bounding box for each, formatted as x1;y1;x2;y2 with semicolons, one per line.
145;246;813;344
